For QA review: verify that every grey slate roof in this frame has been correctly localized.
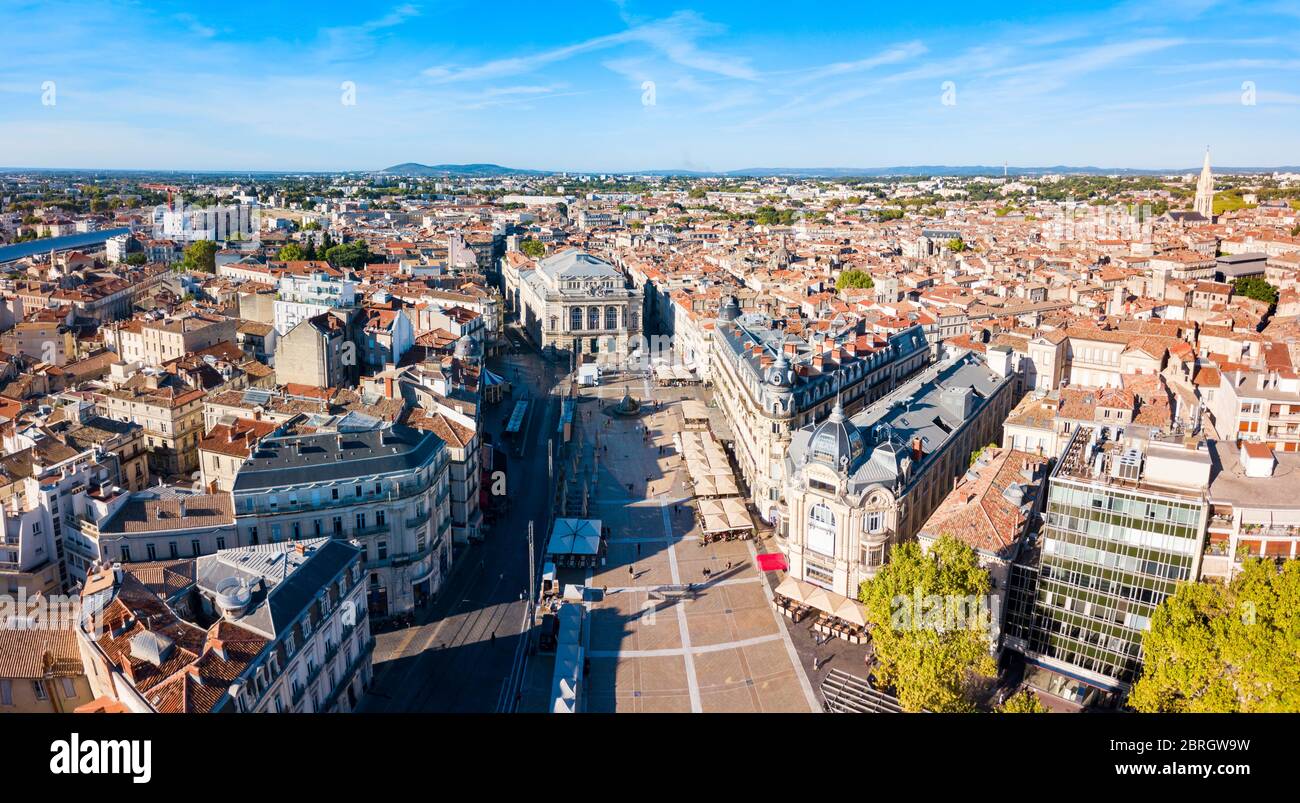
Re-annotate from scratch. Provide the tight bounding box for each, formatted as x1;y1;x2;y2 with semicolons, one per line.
232;423;444;492
537;249;622;281
194;537;362;639
789;349;1007;495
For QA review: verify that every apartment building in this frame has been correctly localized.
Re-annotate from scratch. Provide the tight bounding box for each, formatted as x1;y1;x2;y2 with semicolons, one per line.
274;310;356;389
1;485;63;597
230;423;452;618
69;489;237;586
710;298;930;522
1202;440;1300;580
0;628;94;713
917;447;1049;650
273;268;357;335
106;313;238;367
406;408;481;544
198;416;283;493
1206;365;1300;452
77;537;372;713
0;440;122;592
96;371;206;477
779;347;1018;597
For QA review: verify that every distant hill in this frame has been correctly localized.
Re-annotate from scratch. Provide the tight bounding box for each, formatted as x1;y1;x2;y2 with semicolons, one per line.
378;162;549;177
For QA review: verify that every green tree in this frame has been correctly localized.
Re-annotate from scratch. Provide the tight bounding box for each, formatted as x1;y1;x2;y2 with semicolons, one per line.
520;238;546;259
1233;276;1278;306
1128;558;1300;713
277;243;306;261
124;252;148;266
946;238;967;252
179;240;218;273
858;537;996;712
999;688;1048;713
835;269;874;291
321;239;371;269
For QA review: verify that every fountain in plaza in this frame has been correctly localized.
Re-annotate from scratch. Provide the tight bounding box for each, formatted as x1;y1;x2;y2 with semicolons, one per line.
612;387;641;416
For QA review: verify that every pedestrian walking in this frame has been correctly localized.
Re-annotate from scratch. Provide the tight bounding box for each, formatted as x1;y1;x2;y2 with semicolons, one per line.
490;631;496;645
629;564;635;578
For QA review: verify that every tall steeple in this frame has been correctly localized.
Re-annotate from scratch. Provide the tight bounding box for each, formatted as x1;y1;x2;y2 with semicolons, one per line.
1194;147;1215;219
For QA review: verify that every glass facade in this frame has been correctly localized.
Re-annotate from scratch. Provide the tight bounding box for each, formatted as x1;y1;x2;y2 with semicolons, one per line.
1009;476;1205;687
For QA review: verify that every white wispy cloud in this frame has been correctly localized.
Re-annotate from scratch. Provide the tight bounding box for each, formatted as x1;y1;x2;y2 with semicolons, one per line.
792;40;928;83
424;11;755;83
318;4;421;62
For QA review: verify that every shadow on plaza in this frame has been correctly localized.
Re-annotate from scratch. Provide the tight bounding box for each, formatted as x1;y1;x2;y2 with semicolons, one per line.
361;616;527;714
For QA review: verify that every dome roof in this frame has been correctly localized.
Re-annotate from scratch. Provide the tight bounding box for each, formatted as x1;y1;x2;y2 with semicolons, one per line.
719;295;742;322
767;350;793;388
808;400;866;473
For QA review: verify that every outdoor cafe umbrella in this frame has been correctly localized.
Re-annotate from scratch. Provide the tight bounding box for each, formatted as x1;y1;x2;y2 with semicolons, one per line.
833;597;869;628
774;575;811;604
805;587;838;617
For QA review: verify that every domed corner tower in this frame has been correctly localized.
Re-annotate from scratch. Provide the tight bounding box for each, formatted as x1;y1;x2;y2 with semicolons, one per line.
806;398;866;480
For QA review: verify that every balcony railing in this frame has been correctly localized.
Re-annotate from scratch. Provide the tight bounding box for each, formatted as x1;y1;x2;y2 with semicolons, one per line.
354;522;391;538
405;509;431;528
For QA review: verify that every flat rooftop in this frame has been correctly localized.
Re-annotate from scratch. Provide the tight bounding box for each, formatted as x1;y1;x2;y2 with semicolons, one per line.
1208;439;1300;510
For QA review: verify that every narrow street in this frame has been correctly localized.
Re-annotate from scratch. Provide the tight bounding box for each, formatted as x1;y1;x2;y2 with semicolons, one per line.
359;325;558;712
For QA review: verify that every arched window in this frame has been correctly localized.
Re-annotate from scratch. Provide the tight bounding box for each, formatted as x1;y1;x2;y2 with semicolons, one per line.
605;306;618;330
629;311;640;331
807;504;836;556
570;307;583;330
588;306;600;329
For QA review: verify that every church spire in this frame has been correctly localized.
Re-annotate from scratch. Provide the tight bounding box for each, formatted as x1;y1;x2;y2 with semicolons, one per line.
1194;147;1215;219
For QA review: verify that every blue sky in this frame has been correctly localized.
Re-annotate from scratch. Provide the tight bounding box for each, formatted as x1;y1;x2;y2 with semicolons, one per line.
2;0;1299;172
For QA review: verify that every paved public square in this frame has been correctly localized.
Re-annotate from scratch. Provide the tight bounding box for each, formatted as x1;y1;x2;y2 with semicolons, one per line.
521;373;819;713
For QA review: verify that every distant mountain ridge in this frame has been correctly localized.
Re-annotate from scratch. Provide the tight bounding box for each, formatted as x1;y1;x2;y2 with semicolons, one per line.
378;162;549;177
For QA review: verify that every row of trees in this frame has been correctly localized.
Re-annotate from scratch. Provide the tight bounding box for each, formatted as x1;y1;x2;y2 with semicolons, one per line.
176;233;372;274
1129;558;1300;713
860;536;1300;713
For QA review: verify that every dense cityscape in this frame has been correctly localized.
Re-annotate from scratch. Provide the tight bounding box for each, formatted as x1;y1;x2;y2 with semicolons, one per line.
0;155;1296;721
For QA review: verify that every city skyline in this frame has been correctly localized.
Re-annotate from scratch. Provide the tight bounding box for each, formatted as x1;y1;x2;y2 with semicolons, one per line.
3;0;1300;172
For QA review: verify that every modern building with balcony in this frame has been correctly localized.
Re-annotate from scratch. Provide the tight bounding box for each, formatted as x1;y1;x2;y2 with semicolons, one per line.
273;268;357;336
230;422;452;618
1202;439;1300;581
779;346;1018;598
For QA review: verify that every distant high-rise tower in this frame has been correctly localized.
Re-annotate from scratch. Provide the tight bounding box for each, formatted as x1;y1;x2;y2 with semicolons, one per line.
1194;148;1215;218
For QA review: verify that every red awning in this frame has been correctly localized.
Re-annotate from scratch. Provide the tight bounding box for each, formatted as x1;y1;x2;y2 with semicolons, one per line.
755;553;788;572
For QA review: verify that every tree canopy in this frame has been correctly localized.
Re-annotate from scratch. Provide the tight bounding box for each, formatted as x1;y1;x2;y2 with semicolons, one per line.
858;537;996;712
1128;558;1300;713
999;688;1048;713
520;238;546;259
321;239;370;269
277;243;306;261
835;269;874;291
179;240;218;273
1233;276;1278;306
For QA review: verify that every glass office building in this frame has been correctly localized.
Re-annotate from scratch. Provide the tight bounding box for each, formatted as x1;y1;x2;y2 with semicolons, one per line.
1004;426;1208;695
